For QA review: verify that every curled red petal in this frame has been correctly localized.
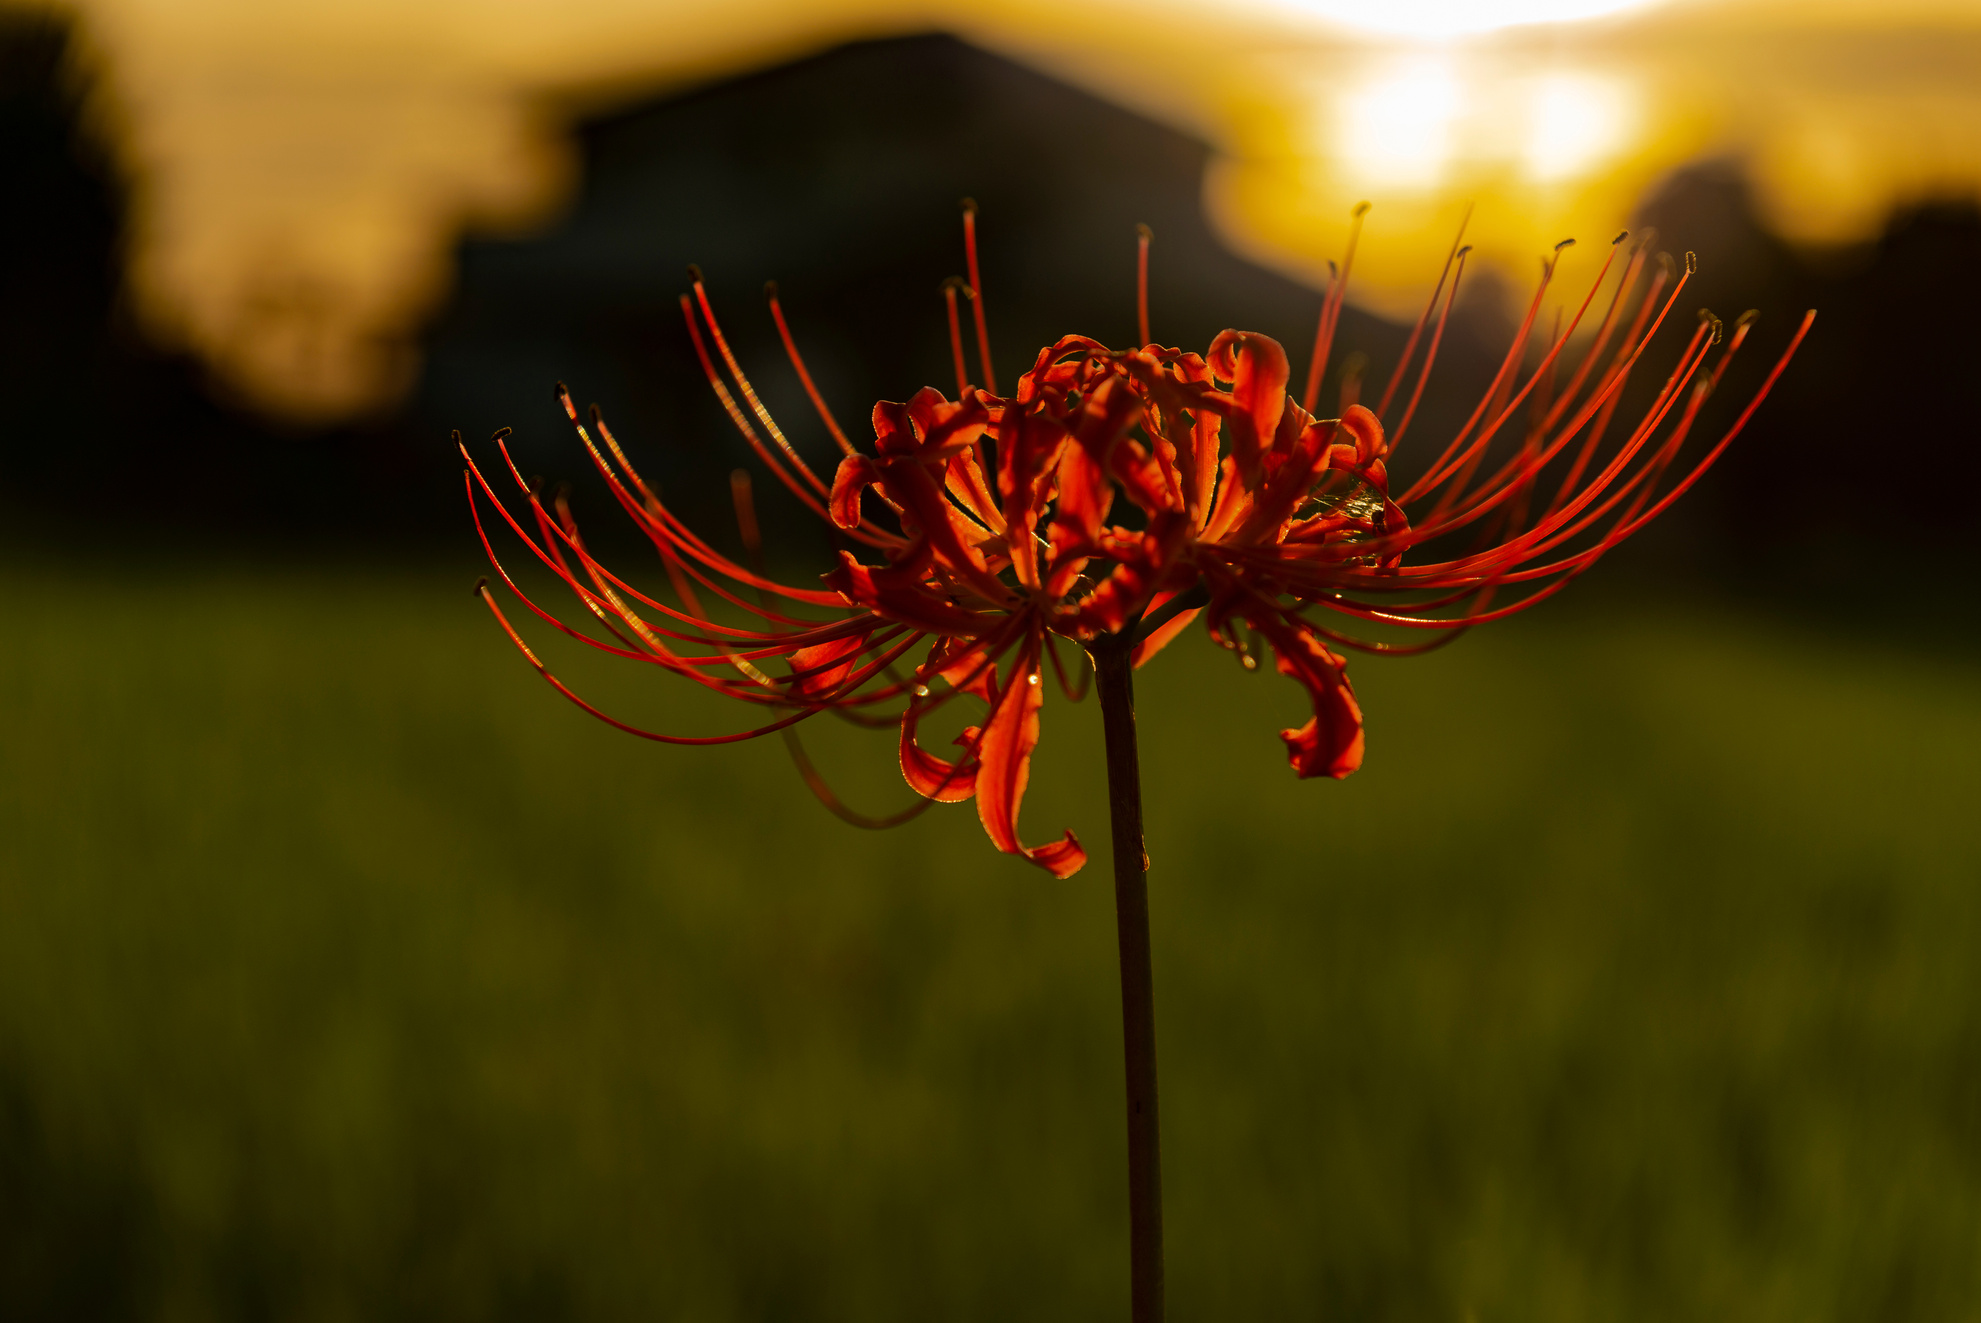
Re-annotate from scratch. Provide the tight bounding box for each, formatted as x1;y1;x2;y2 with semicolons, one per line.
873;455;1007;599
872;399;919;456
907;386;991;458
1251;615;1365;779
788;631;872;700
1048;432;1112;557
899;701;979;803
1268;394;1310;464
1131;598;1200;668
974;648;1087;877
825;551;994;635
830;454;879;530
928;634;1002;702
1337;403;1387;466
1207;329;1290;482
995;409;1072;590
944;447;1002;531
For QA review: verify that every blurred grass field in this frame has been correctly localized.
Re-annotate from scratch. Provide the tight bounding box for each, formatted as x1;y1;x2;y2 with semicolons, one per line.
1;556;1978;1322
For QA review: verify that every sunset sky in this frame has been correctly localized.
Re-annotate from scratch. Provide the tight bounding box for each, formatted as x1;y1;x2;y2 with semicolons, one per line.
32;0;1981;419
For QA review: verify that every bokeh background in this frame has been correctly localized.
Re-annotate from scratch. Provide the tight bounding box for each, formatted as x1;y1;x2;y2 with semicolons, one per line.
2;0;1979;1318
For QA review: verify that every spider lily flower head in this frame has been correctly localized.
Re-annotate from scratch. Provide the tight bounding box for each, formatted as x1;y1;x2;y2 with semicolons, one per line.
463;204;1812;879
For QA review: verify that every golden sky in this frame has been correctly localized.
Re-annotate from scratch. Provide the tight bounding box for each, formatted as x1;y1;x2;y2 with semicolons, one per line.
28;0;1981;420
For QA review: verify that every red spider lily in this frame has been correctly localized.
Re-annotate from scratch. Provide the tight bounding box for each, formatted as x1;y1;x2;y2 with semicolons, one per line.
463;204;1813;880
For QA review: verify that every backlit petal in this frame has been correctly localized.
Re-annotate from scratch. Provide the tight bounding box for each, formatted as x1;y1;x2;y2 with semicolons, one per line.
899;701;979;803
974;648;1086;877
1251;615;1365;779
1207;329;1290;483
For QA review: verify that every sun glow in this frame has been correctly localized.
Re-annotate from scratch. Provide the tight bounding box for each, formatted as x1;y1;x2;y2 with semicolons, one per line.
43;0;1981;419
1522;71;1634;181
1272;0;1664;39
1326;57;1634;192
1335;54;1465;189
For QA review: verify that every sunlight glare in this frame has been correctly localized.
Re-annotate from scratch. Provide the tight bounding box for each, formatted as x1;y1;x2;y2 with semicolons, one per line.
1336;54;1464;190
1523;72;1633;182
1274;0;1665;39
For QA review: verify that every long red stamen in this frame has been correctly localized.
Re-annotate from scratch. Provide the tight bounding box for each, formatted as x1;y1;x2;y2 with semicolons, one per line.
1136;223;1152;347
680;290;836;523
942;276;971;397
575;399;872;600
962;198;997;393
466;455;751;653
1535;231;1633;438
479;438;836;639
1388;246;1468;454
765;282;857;456
469;487;833;717
476;585;824;740
1302;200;1369;415
1539;245;1668;518
548;484;677;659
1376;206;1469;420
1407;241;1680;518
1410;239;1582;512
1409;310;1717;555
1599;310;1815;544
690;274;834;500
468;473;703;667
632;402;882;599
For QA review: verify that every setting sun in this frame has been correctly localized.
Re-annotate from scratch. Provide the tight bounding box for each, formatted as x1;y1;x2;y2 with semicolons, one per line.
1267;0;1664;39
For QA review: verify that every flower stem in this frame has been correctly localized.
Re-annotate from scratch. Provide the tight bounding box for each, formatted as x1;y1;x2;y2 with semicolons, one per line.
1091;636;1164;1323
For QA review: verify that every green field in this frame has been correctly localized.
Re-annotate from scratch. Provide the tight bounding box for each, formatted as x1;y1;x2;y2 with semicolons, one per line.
2;557;1977;1321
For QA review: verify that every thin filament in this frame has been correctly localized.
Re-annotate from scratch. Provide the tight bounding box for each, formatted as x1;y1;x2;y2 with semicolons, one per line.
765;283;858;457
962;198;997;393
1302;200;1370;415
1376;206;1470;420
943;277;971;399
1136;223;1152;347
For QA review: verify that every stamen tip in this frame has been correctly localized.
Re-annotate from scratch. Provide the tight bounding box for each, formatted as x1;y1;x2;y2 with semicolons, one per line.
1554;237;1577;252
686;263;704;283
471;576;489;597
1612;229;1629;245
763;280;779;301
491;426;512;442
1135;222;1153;241
1351;200;1371;218
960;196;978;215
1684;251;1698;274
1735;308;1760;328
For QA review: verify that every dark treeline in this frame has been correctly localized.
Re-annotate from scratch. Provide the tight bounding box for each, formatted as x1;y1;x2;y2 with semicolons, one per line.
0;13;425;548
0;17;1975;591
